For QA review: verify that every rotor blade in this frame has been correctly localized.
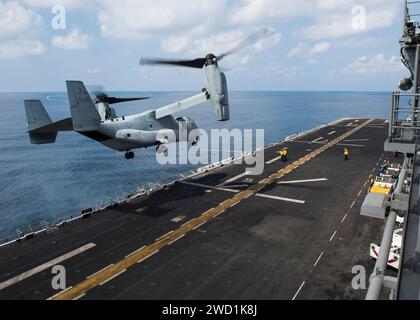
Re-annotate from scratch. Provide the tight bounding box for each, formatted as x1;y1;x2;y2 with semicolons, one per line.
107;97;151;105
217;29;276;62
140;57;206;69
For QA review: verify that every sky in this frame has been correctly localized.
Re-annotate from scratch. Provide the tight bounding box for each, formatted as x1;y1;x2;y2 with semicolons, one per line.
0;0;409;92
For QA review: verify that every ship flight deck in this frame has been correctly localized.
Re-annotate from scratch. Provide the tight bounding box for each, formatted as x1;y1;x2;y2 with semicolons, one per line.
0;118;395;300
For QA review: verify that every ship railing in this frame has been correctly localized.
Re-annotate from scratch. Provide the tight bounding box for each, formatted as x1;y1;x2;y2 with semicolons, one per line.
405;1;420;29
388;91;420;143
0;149;260;248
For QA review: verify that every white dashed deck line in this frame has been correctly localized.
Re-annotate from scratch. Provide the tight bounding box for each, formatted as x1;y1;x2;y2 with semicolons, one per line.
0;243;96;291
292;281;306;300
314;252;324;267
277;178;328;185
255;193;306;204
312;137;324;143
329;231;337;242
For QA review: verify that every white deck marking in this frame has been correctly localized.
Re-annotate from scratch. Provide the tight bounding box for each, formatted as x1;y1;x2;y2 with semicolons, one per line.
226;184;249;189
314;252;324;267
357;190;362;197
168;234;186;246
137;250;159;264
155;231;174;241
182;218;196;227
311;137;324;143
181;181;239;193
347;123;354;126
328;131;336;135
266;156;282;164
255;193;306;204
341;214;348;224
125;246;146;258
292;281;306;300
350;201;356;208
72;293;86;301
343;139;370;142
47;286;73;300
0;243;96;291
99;269;126;286
230;201;240;208
213;210;225;218
329;231;337;242
221;171;251;185
336;143;365;147
193;221;207;230
87;264;114;279
277;178;328;185
385;120;389;123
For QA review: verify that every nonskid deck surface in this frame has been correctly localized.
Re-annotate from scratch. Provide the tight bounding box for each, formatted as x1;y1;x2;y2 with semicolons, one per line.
0;119;394;300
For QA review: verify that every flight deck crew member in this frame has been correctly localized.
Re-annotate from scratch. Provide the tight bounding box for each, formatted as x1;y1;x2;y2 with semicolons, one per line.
278;148;284;162
344;148;349;160
283;148;288;162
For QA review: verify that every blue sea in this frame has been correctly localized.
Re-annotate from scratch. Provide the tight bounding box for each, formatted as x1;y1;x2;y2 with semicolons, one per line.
0;91;390;241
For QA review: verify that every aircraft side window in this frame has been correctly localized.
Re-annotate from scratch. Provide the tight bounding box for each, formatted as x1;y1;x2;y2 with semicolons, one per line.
149;123;153;128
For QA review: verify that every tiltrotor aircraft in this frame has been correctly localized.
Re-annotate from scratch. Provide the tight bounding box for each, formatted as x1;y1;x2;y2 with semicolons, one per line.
24;30;272;159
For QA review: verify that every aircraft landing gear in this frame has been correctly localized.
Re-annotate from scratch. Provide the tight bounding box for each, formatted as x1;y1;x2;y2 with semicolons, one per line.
125;151;135;160
156;145;168;155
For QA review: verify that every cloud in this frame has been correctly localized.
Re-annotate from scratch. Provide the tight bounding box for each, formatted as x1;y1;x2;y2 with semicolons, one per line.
0;38;46;59
335;37;388;48
158;29;281;70
295;2;399;40
160;35;191;54
287;43;308;58
231;0;311;23
231;0;399;40
86;67;102;74
343;54;402;74
23;0;90;8
52;29;92;50
308;42;331;55
0;1;42;39
287;41;330;60
261;63;306;79
98;0;226;40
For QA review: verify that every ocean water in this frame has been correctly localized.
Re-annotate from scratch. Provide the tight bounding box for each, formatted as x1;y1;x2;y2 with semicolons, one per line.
0;91;390;240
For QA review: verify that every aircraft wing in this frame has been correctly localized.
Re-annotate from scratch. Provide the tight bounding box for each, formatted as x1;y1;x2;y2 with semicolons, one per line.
155;91;209;119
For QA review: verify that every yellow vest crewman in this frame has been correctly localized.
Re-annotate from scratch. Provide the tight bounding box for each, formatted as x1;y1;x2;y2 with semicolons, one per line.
344;148;349;161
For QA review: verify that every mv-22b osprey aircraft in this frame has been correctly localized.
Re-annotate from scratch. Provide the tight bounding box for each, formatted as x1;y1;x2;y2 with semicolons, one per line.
24;30;272;159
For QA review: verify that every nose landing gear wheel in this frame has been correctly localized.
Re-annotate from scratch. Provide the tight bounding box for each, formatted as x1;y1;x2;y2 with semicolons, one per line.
125;151;135;160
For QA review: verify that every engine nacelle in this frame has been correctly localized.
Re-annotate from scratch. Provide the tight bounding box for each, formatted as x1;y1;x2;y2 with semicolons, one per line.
205;64;230;121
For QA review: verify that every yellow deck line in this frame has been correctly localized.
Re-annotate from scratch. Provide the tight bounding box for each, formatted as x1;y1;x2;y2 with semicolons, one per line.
52;119;374;300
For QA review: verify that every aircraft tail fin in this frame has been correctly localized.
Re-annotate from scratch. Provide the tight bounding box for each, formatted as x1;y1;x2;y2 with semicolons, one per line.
24;100;57;144
66;81;101;132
